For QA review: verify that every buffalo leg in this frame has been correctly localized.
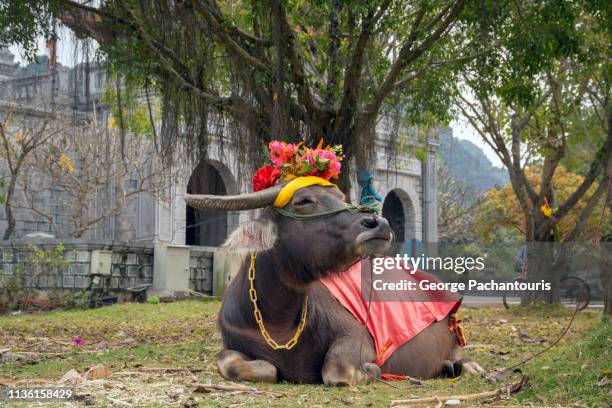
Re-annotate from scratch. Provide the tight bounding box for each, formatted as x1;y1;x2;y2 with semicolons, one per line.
459;359;485;375
322;336;380;386
216;350;278;383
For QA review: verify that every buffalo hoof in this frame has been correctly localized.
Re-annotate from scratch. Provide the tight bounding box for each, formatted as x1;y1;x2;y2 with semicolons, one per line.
442;360;458;378
216;350;278;383
322;362;381;386
362;362;382;381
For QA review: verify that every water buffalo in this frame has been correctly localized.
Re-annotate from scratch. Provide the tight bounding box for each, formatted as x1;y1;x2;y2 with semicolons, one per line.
185;182;482;385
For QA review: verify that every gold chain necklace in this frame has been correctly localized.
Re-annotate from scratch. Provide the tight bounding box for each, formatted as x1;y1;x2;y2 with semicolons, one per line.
248;252;308;350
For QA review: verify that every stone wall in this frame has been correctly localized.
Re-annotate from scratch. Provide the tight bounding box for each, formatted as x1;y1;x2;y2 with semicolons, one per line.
0;240;215;298
189;246;214;293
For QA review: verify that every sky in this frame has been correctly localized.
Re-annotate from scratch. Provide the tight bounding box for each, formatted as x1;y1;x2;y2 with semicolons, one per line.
8;37;503;168
449;118;503;167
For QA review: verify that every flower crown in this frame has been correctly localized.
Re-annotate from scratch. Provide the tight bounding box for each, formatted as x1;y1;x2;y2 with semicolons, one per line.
252;139;343;191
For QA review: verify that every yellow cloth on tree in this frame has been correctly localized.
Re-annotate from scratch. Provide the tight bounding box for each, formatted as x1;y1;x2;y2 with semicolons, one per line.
273;176;337;208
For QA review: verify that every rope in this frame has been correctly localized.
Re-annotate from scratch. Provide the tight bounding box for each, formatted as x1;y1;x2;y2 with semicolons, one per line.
274;202;380;220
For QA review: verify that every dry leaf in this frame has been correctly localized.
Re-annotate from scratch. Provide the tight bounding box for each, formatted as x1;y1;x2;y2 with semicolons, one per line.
485;368;510;382
85;364;111;381
59;369;83;386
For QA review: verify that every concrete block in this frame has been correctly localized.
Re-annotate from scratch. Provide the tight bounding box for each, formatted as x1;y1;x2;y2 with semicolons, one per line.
212;251;243;297
143;266;153;277
62;275;75;288
119;277;136;288
111;252;123;264
110;277;120;288
74;276;90;289
143;254;153;265
127;265;141;278
64;250;76;261
70;263;89;275
47;275;59;288
112;265;124;276
126;253;138;265
24;221;38;231
76;250;90;262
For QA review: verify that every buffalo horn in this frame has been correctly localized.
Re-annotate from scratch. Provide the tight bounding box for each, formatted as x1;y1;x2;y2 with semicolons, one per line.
184;183;284;211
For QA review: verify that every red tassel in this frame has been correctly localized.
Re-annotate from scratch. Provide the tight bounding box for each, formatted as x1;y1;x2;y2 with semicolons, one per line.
449;314;467;347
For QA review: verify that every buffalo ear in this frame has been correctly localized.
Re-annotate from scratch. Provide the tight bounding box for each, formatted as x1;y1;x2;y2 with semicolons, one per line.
222;220;277;252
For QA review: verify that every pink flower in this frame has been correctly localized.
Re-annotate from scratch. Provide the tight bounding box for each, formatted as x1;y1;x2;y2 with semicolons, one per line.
319;150;337;160
322;160;342;179
72;337;85;346
269;141;299;167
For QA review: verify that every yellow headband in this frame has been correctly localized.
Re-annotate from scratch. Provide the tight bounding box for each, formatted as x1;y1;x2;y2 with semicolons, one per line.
273;176;337;208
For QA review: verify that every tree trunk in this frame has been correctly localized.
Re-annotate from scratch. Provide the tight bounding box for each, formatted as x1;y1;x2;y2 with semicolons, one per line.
2;176;18;240
523;220;558;304
603;248;612;315
604;273;612;315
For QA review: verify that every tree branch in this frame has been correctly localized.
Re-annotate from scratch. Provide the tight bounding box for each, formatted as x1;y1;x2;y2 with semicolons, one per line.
192;0;270;71
538;122;612;235
563;177;608;243
333;1;392;137
363;0;465;118
269;0;329;123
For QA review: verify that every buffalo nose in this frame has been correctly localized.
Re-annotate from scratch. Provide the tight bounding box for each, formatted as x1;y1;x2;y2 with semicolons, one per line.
360;216;379;229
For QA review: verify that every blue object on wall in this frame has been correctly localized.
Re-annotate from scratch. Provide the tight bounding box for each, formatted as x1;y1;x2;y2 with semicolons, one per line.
357;170;383;206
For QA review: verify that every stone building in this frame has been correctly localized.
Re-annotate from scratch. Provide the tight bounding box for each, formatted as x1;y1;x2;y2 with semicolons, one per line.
0;48;438;246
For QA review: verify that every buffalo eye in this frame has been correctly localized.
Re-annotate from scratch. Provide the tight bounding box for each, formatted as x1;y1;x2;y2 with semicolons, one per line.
294;197;315;206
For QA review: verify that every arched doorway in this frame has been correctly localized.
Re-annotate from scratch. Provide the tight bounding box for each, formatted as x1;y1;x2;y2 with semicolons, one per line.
186;161;229;246
382;188;417;243
382;191;405;242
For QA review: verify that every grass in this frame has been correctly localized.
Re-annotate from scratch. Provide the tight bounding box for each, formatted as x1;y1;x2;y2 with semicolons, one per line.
0;300;608;407
519;316;611;407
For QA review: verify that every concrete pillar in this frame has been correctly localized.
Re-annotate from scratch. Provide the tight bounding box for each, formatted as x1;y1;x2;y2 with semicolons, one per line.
421;137;439;243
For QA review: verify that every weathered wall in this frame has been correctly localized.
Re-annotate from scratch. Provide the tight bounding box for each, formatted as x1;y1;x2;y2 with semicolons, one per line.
189;246;214;294
0;240;214;296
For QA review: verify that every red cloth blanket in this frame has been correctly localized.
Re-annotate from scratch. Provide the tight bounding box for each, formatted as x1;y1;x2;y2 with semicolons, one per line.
320;259;462;367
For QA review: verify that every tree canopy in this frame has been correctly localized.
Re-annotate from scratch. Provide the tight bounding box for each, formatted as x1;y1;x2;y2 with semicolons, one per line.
0;0;478;193
454;0;611;242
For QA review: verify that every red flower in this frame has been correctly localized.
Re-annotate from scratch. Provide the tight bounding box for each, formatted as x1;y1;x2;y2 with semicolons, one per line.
252;165;281;191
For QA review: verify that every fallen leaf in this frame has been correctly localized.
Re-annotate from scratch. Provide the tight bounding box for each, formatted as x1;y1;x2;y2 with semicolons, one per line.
0;351;38;365
92;341;109;350
85;364;110;381
596;377;611;387
485;368;510;382
59;369;82;386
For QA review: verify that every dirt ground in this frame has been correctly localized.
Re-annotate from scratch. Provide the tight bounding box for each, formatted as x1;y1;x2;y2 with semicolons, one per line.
0;300;609;407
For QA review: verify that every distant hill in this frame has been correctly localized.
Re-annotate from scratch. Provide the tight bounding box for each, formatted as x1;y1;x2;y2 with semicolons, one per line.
438;129;509;192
